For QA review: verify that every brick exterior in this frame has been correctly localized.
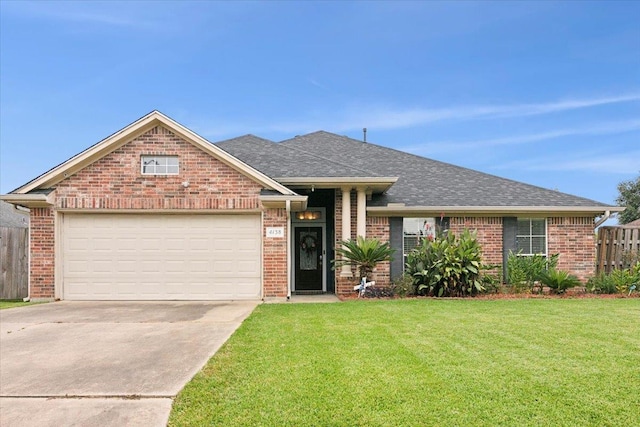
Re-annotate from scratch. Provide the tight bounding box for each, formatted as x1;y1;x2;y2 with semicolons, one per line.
29;208;55;298
24;124;599;298
55;126;262;210
449;217;504;267
366;216;391;288
548;217;595;282
262;208;288;298
29;125;284;299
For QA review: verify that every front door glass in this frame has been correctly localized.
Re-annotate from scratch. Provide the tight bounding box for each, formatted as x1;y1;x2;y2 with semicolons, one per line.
295;227;323;291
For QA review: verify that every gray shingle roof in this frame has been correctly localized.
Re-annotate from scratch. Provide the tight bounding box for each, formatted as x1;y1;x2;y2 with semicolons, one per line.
216;134;383;178
217;130;611;208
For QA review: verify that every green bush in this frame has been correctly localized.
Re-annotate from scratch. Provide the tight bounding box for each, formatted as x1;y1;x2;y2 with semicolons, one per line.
406;229;485;297
479;264;503;294
586;262;640;295
506;252;559;293
586;272;618;294
537;269;581;294
390;274;416;298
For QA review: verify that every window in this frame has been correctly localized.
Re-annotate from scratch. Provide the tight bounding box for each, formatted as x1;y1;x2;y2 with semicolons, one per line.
141;156;179;175
516;218;547;256
403;218;436;256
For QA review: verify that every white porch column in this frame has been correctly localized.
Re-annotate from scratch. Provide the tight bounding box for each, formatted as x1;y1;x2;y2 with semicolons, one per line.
340;186;353;277
356;187;366;239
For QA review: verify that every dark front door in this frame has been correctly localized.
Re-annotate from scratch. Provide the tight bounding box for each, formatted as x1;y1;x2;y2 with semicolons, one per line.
295;227;323;291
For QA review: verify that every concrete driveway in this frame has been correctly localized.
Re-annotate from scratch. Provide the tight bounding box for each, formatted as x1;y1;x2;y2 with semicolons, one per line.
0;301;258;427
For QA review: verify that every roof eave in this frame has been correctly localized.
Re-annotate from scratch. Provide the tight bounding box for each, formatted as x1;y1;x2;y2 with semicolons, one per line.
259;194;308;211
0;193;54;208
366;205;624;217
274;177;398;193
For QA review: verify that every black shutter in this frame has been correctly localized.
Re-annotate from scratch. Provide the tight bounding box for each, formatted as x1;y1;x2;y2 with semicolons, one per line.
389;217;404;280
503;217;517;282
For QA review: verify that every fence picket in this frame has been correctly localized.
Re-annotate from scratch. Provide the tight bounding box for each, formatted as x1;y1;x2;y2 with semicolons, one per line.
596;226;640;273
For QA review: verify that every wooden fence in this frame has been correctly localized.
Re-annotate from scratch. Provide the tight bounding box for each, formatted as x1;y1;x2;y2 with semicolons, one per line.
0;227;29;300
596;226;640;274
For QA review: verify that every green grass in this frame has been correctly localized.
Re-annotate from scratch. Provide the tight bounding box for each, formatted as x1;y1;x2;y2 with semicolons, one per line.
169;299;640;426
0;300;42;310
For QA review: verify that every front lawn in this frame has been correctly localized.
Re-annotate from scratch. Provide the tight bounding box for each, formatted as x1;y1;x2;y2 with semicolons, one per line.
169;299;640;426
0;300;41;310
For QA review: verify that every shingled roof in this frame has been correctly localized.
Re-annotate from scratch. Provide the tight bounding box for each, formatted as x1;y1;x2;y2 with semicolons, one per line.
217;130;610;210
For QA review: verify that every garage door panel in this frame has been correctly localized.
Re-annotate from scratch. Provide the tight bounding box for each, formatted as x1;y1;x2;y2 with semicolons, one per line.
63;214;261;300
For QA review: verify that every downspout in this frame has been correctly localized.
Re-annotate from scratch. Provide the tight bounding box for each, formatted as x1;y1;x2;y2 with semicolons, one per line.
286;200;292;300
594;210;611;228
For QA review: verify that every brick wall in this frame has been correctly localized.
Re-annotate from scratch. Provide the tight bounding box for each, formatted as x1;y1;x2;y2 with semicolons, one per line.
55;125;262;209
30;125;269;299
449;217;504;267
367;216;391;288
263;208;288;298
29;207;55;298
548;217;595;282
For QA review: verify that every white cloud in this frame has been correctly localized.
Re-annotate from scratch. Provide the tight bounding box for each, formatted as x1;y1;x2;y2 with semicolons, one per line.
401;119;640;154
195;92;640;138
335;93;640;131
497;151;640;175
5;1;158;29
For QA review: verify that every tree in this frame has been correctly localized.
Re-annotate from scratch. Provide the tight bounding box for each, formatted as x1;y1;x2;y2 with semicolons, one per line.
616;174;640;224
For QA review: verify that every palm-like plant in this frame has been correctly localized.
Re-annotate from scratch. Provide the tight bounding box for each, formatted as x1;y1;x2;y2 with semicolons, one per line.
333;236;395;280
537;269;581;294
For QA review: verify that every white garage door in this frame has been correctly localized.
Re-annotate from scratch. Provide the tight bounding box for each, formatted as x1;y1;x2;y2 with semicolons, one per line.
62;214;261;300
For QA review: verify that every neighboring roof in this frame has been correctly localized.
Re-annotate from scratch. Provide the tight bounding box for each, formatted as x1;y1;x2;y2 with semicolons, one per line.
0;200;29;228
9;111;297;198
621;219;640;228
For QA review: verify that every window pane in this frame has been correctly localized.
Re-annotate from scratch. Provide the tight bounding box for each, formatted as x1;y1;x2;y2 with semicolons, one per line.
142;156;179;175
403;218;436;260
517;219;530;235
516;237;531;254
531;237;546;254
531;219;545;235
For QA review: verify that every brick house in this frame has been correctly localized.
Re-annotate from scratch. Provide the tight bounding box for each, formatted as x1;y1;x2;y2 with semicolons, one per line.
1;111;622;300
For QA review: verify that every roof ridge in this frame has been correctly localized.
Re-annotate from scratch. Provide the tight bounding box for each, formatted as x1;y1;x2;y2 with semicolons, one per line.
277;134;383;177
214;134;277;146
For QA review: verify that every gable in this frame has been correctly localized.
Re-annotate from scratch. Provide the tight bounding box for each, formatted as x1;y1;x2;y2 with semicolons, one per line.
11;111;295;197
54;125;265;210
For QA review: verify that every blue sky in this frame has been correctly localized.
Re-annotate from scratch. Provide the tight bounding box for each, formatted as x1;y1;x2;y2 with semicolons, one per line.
1;1;638;217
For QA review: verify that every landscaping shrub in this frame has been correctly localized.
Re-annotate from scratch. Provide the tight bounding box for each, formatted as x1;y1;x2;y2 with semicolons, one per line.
537;268;581;294
406;229;485;297
479;264;503;294
390;274;416;297
333;236;395;280
586;272;618;294
506;252;559;293
586;262;640;295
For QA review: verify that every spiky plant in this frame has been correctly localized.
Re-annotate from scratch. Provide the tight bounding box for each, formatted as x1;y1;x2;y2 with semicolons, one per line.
333;236;395;280
537;269;582;294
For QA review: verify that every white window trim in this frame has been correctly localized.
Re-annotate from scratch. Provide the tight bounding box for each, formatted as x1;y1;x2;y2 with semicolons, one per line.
516;218;548;256
141;155;179;175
